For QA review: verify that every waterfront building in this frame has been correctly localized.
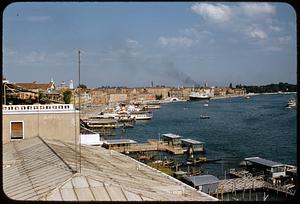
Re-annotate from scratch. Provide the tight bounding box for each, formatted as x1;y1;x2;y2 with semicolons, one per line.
162;133;182;146
244;157;296;186
2;104;80;144
183;175;219;194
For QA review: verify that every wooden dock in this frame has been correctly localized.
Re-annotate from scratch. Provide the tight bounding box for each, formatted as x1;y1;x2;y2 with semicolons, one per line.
214;176;265;195
214;176;295;198
108;139;185;155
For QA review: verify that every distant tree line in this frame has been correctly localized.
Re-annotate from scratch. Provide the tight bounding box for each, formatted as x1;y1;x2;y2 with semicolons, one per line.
236;82;297;93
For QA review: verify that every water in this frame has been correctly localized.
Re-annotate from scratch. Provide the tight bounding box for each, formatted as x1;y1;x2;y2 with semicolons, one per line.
103;93;297;201
111;93;296;179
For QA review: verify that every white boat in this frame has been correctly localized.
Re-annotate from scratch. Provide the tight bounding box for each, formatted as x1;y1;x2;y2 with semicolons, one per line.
203;103;209;107
286;99;296;108
130;111;153;120
189;92;211;101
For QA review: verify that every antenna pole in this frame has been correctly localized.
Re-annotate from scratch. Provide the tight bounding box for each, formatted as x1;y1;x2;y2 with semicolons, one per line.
78;50;81;173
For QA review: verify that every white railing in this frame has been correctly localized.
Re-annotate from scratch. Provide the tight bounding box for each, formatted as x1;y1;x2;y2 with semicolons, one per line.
3;104;75;112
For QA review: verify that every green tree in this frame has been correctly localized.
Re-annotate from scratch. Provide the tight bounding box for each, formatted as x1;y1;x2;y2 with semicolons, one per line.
63;90;72;104
78;84;87;89
155;94;163;100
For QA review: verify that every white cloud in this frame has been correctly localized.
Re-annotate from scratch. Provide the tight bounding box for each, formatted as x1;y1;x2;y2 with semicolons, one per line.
269;25;281;32
126;39;141;49
264;46;282;52
27;16;51;22
240;3;276;17
246;26;268;40
278;36;291;44
159;36;194;47
191;3;232;23
25;51;46;62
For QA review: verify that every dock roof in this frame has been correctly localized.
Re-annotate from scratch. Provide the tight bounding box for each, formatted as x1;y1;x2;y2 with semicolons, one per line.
245;157;284;168
181;138;205;145
3;137;217;201
162;133;182;139
103;139;137;145
184;175;219;187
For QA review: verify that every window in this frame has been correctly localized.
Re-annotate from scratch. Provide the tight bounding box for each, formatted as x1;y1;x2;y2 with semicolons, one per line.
10;121;24;140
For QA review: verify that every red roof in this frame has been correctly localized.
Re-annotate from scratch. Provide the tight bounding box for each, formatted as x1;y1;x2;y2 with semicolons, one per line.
16;82;54;91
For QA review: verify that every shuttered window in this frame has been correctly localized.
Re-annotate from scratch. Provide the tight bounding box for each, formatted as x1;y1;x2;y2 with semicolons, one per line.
11;122;24;140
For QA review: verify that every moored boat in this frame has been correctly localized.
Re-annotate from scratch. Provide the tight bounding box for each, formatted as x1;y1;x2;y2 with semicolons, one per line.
189;92;211;101
286;99;296;108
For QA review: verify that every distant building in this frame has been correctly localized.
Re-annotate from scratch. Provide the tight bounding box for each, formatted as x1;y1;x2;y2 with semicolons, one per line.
69;80;74;89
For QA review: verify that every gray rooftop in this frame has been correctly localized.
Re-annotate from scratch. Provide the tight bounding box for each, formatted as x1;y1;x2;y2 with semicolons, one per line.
3;137;217;201
103;139;137;145
181;138;205;145
162;133;182;139
245;157;284;168
184;175;219;187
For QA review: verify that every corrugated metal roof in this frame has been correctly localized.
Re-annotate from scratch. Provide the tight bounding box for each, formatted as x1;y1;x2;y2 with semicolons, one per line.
162;133;182;139
3;137;218;201
181;138;205;145
184;175;219;187
103;139;137;145
3;137;74;200
245;157;283;168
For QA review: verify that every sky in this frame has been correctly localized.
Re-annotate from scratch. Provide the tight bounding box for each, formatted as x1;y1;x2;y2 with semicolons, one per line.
3;2;297;88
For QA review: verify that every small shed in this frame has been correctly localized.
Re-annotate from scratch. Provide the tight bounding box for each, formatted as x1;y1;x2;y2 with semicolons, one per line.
244;157;286;178
183;175;219;194
181;138;205;153
162;133;182;146
102;139;137;149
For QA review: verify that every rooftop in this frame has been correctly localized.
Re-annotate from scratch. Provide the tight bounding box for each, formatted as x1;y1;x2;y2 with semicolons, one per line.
181;138;205;145
162;133;182;139
16;82;54;91
184;175;219;187
103;139;137;145
245;157;284;168
3;136;217;201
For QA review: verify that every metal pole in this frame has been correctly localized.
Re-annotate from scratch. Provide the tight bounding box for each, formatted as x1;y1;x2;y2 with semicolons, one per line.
78;50;81;173
3;83;6;105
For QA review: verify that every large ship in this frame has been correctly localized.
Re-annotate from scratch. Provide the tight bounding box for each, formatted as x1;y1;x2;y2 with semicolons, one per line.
189;92;211;101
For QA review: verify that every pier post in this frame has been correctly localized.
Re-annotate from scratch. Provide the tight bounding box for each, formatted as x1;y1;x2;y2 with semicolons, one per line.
249;189;251;201
221;186;224;201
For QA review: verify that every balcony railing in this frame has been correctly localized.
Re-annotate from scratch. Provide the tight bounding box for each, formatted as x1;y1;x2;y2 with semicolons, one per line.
3;104;75;112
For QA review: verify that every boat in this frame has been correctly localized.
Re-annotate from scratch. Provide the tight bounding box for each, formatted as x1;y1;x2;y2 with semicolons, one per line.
137;154;154;161
130;111;153;120
142;104;161;110
186;157;221;165
203;103;209;107
153;159;175;167
189;92;211;101
200;115;210;119
286;99;296;108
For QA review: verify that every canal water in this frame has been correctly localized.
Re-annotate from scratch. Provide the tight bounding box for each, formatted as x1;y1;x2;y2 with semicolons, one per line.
110;93;296;200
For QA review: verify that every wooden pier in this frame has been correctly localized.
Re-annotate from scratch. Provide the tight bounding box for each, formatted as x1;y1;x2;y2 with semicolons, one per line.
215;176;265;195
214;176;295;199
107;139;185;155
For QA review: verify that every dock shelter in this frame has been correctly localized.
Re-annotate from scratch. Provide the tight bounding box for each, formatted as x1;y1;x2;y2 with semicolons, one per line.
162;133;182;146
181;138;205;153
244;157;286;179
183;175;219;194
102;139;137;150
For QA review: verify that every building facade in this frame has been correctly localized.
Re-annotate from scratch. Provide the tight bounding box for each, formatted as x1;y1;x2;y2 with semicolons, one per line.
2;104;80;144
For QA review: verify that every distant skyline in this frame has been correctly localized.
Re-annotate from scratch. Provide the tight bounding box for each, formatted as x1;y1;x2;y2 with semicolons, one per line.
3;2;297;88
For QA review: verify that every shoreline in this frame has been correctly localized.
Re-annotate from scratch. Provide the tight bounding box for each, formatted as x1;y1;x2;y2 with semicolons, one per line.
211;92;296;100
